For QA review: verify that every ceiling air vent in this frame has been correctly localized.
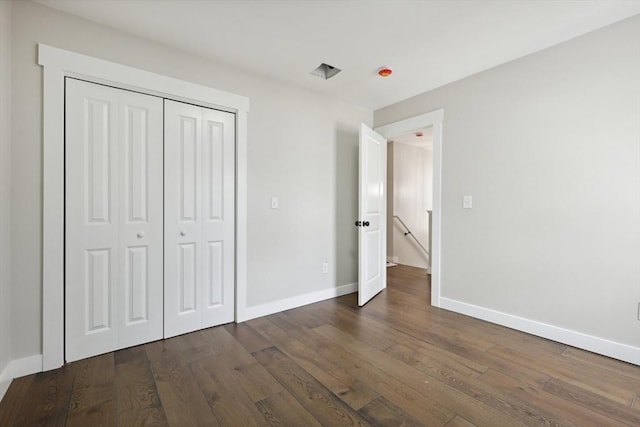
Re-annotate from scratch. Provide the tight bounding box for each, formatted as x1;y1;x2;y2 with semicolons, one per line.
310;63;342;80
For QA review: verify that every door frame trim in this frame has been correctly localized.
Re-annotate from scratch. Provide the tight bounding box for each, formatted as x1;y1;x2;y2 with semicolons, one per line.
375;109;444;307
38;44;250;371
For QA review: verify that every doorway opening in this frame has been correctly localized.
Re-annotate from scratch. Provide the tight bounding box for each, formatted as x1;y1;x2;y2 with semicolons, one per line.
374;109;443;308
387;126;433;273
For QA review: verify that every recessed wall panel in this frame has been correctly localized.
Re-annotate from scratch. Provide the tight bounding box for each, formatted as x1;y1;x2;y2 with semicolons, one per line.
206;121;224;221
366;137;381;215
179;243;196;313
365;230;381;282
86;99;111;224
206;241;223;307
180;117;197;222
126;106;149;223
86;249;111;332
126;246;148;324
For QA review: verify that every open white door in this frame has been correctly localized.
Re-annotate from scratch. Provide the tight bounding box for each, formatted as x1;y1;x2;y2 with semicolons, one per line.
357;124;387;306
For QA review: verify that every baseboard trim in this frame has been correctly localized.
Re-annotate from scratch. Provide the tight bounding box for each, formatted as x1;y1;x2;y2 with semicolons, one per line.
440;297;640;365
239;283;357;322
0;354;43;402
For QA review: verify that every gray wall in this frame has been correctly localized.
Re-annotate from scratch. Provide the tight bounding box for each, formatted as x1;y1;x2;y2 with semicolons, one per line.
375;14;640;347
0;0;12;379
11;0;369;360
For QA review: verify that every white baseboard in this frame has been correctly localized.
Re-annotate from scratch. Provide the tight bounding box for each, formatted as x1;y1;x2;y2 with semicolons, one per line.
440;297;640;366
239;282;357;322
0;354;43;402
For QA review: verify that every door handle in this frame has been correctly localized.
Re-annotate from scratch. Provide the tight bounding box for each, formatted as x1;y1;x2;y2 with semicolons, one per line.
136;232;144;238
363;221;370;227
180;231;186;236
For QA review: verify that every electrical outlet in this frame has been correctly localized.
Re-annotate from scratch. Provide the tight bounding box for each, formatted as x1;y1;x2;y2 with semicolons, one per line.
322;262;329;274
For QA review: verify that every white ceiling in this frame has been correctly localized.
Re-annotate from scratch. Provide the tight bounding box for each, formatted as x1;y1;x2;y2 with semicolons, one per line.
34;0;640;110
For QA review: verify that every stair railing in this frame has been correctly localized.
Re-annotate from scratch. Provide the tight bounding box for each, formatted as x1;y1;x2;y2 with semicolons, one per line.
393;215;430;258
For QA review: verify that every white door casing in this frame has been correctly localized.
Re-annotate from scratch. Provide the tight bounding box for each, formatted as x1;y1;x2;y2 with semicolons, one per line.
374;110;444;307
164;100;236;338
358;124;387;306
65;78;164;362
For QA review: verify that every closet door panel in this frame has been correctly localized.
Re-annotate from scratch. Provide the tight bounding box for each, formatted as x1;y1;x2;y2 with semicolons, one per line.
66;79;163;362
117;91;164;349
164;100;203;338
165;101;235;337
66;79;119;362
201;109;235;326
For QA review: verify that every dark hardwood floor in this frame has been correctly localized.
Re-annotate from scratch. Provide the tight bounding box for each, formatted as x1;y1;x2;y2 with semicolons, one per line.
2;264;640;426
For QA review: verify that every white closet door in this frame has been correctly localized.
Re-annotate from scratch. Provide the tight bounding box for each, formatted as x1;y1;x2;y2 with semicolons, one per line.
164;100;235;338
116;89;164;349
65;79;163;362
201;108;235;327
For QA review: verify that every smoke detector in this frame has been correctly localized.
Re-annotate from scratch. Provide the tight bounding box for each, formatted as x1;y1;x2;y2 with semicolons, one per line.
377;67;393;77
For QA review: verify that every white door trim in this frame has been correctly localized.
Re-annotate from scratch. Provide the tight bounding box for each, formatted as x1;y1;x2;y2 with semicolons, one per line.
38;44;250;371
375;109;443;307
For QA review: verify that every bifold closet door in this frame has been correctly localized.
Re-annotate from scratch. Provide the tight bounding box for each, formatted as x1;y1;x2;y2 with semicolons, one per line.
65;79;163;362
164;100;235;338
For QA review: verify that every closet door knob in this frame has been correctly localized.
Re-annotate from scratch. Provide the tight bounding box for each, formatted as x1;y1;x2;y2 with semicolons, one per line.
137;232;144;238
180;231;186;237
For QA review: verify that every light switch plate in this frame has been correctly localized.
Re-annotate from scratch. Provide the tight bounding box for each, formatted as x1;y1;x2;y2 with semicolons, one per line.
463;195;473;209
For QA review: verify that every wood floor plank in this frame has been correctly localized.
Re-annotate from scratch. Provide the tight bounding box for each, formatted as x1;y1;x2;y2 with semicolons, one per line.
488;343;640;405
562;347;640;381
266;315;460;425
253;346;372;427
145;340;219;427
385;342;487;379
358;397;424;427
444;415;477;427
384;343;575;426
66;353;115;427
0;375;35;426
114;346;168;426
224;322;273;354
353;300;496;354
480;368;621;427
189;357;271;426
199;324;263;363
230;359;285;403
544;378;640;425
255;391;323;427
632;393;640;410
309;302;409;350
311;323;522;426
197;326;284;403
13;365;76;427
248;316;379;410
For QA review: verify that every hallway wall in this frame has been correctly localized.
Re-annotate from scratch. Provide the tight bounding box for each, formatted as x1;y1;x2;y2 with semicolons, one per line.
391;142;432;269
